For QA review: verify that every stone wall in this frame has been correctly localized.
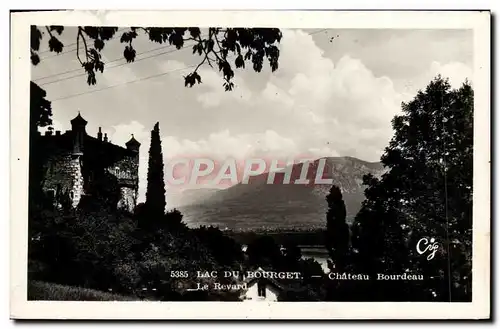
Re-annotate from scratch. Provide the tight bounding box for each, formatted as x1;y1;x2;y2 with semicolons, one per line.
70;156;84;207
42;153;84;207
106;154;139;211
42;143;139;211
118;186;137;212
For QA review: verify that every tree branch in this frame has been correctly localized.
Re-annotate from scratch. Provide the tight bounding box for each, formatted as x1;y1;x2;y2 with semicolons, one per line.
212;31;225;63
78;27;89;62
45;26;53;38
212;30;233;86
76;29;83;65
193;53;208;74
197;31;214;69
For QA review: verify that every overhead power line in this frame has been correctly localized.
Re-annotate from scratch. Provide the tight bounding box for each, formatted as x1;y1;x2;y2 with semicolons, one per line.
35;32;208;83
39;44;196;87
50;65;197;102
35;43;175;82
37;27;129;55
49;28;330;102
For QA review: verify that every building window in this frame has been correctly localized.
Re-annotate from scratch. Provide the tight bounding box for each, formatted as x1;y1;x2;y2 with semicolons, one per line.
46;189;56;200
257;280;266;298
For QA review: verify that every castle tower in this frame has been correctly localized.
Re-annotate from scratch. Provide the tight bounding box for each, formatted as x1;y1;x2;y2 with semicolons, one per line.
70;112;87;155
125;134;141;153
68;112;87;207
118;134;141;212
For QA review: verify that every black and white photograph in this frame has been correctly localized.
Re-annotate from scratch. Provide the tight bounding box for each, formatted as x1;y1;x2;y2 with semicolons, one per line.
10;10;490;319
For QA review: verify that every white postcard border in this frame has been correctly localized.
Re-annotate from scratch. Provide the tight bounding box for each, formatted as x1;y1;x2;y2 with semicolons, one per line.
10;10;491;319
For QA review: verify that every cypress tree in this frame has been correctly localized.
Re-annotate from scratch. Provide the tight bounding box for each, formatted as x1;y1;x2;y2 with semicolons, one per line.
145;122;166;220
325;185;350;272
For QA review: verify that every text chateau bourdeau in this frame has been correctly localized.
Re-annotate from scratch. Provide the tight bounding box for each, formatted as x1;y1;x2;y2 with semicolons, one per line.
186;270;425;281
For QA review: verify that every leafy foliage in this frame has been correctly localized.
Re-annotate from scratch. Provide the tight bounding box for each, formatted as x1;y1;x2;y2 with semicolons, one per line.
246;235;283;269
194;226;244;266
30;82;52;132
28;200;235;300
350;76;473;301
30;25;282;91
29;82;53;216
282;242;302;269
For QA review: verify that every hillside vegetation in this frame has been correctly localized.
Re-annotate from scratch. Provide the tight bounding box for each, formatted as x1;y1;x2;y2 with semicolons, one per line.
28;281;140;301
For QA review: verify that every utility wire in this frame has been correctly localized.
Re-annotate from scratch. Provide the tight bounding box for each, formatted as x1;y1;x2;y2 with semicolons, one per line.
49;28;331;102
50;65;197;102
36;43;175;82
39;44;196;87
37;27;129;55
38;28;325;59
35;33;208;83
38;29;325;82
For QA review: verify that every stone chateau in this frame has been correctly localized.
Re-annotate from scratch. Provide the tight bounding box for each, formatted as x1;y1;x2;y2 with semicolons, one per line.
38;113;140;212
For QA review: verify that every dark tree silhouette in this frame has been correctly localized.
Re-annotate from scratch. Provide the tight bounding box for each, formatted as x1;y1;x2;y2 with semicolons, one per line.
283;242;302;265
30;81;52;132
145;122;166;221
28;82;54;233
194;226;244;266
163;208;187;231
246;235;283;269
325;185;350;272
351;76;473;302
30;26;282;91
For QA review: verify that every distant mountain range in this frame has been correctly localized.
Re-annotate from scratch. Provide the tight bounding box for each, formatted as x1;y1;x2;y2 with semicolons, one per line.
167;187;224;208
170;157;385;231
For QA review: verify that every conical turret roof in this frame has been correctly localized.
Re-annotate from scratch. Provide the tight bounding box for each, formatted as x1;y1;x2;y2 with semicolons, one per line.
70;112;88;125
126;134;141;147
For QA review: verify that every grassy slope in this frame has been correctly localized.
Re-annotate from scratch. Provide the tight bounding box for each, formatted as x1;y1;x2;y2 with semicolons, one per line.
27;281;140;301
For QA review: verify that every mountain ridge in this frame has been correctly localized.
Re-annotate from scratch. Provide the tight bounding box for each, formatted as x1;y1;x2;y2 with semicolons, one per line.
175;156;385;230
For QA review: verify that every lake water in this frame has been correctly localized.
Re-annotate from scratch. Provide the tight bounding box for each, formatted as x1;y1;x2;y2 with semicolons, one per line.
300;246;329;273
240;245;330;273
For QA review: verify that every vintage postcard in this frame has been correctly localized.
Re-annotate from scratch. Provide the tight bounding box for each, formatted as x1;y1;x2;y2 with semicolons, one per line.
10;10;490;319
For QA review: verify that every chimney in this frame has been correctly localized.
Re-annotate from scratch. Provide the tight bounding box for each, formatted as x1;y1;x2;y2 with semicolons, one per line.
104;133;108;143
97;127;103;141
44;131;53;136
55;131;61;136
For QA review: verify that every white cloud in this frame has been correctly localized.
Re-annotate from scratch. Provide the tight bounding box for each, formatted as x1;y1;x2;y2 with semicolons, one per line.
188;29;473;164
109;121;309;200
40;28;474;200
162;129;299;160
38;119;68;134
110;120;149;145
398;61;472;98
426;61;473;89
246;30;407;162
195;68;253;108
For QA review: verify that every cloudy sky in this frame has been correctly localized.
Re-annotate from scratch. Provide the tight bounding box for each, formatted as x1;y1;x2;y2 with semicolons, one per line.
31;27;473;201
